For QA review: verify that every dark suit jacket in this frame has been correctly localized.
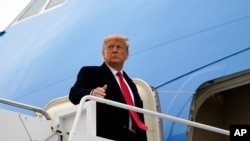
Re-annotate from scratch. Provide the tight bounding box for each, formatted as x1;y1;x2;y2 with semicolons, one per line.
69;63;147;141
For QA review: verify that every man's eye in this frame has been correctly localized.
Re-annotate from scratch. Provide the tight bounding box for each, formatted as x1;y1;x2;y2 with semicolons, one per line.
108;46;114;49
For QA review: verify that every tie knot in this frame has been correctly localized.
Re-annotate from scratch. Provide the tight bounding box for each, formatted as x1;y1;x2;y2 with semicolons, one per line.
116;71;123;77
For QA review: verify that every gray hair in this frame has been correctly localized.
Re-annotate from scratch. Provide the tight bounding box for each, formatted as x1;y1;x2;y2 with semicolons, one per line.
103;34;129;49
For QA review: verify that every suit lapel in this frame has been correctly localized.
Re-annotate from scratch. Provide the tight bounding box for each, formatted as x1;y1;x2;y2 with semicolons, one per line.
100;63;125;101
122;71;141;107
100;63;141;106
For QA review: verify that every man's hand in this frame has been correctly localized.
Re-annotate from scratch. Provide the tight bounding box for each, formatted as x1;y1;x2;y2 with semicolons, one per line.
91;84;107;98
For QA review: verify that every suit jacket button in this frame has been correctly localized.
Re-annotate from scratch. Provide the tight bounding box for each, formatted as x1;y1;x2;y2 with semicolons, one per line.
123;125;128;129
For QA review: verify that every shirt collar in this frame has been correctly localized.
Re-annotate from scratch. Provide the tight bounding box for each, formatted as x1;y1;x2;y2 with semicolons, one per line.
105;63;123;76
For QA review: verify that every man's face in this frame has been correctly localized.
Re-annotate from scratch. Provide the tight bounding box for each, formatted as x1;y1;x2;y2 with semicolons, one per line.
102;38;128;67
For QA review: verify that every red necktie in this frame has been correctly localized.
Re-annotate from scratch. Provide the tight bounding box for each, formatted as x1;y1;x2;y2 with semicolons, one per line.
116;71;148;131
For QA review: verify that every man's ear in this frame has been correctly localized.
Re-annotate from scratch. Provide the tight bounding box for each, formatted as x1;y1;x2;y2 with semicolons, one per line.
102;50;105;56
126;52;129;59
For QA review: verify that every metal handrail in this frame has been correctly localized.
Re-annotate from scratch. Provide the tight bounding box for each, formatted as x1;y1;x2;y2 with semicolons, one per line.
0;98;51;120
70;95;229;140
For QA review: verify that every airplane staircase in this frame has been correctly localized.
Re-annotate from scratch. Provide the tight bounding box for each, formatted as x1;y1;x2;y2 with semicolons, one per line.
0;95;229;141
0;79;229;141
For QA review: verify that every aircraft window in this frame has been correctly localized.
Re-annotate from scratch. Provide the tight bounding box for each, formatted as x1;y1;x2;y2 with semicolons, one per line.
0;0;31;32
0;0;66;33
46;0;66;10
16;0;49;21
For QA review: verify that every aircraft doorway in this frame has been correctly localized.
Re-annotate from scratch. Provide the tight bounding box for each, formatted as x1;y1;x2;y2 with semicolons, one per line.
187;69;250;141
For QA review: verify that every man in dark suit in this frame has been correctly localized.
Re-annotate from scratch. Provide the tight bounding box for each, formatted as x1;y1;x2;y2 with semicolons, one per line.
69;34;148;141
